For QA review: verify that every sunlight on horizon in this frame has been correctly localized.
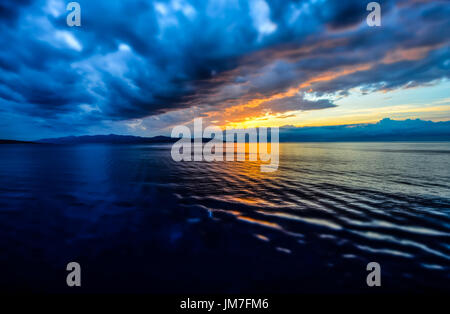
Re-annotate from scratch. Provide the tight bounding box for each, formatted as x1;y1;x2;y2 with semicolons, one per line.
222;79;450;129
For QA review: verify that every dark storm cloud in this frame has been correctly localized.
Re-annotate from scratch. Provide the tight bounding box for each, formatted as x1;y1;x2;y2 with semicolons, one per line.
0;0;449;137
260;94;336;113
0;0;32;25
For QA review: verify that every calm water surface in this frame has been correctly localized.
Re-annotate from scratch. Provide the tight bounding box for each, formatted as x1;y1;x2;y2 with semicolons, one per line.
0;142;449;293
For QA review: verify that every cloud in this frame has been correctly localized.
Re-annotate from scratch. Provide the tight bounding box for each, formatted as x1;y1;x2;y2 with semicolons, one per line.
0;0;32;26
260;94;336;113
0;0;449;138
249;0;277;38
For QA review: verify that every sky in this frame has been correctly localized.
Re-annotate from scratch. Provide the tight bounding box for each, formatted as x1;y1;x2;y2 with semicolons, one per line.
0;0;449;140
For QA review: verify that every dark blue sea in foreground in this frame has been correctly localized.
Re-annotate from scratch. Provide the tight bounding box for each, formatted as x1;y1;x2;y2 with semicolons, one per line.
0;142;449;293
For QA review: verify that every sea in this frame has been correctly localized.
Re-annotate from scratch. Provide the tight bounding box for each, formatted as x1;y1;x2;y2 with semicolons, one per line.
0;142;448;293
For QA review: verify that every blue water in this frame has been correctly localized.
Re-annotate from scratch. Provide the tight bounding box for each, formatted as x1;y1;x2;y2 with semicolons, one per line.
0;142;449;293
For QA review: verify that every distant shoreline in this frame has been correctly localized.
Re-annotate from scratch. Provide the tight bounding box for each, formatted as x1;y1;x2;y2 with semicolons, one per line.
2;118;449;144
0;139;38;144
2;139;450;145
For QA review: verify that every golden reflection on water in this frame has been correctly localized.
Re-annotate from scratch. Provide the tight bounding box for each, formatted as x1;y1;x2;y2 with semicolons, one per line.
171;142;450;267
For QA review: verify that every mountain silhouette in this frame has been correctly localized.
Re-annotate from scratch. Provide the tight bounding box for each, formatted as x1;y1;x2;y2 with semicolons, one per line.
1;118;449;144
